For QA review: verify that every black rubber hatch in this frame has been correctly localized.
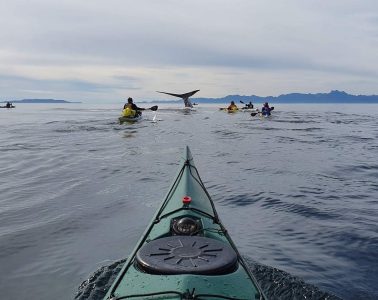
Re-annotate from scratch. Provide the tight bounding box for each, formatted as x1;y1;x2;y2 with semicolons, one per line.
135;236;238;275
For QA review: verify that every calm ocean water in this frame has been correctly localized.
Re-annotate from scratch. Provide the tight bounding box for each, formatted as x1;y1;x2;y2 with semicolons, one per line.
0;103;377;300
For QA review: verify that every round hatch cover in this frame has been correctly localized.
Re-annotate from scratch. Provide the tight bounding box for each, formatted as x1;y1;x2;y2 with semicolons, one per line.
135;236;238;275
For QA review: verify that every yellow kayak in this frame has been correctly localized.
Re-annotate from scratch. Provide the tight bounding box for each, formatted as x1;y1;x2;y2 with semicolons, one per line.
219;107;239;113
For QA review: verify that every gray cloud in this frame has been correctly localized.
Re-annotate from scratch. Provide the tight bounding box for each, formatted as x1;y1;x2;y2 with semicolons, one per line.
1;0;377;101
0;73;141;101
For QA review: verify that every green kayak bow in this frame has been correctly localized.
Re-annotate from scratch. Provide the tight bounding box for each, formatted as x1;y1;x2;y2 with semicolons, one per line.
104;147;266;300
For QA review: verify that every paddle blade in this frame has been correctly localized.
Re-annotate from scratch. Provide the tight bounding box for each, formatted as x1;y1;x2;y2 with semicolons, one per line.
270;106;275;111
240;100;245;104
150;105;158;111
251;112;258;117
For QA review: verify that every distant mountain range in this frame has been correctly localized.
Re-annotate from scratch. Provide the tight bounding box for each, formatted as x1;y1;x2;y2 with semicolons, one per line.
151;90;378;104
2;99;81;103
3;91;378;104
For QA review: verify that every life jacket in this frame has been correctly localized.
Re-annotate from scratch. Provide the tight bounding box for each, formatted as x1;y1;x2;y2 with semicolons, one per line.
262;106;271;116
122;107;136;117
228;104;238;111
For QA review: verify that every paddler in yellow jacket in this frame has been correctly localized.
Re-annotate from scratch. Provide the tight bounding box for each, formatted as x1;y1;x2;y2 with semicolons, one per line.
227;101;238;112
122;97;145;117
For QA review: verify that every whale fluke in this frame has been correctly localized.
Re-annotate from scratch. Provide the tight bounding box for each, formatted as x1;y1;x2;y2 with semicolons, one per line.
156;90;200;108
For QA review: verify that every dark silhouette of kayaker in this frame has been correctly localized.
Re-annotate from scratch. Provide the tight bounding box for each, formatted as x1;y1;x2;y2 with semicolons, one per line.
123;97;145;116
261;102;272;116
6;102;12;108
245;101;254;109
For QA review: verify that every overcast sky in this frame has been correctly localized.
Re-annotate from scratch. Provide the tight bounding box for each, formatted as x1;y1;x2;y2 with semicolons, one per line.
1;0;377;102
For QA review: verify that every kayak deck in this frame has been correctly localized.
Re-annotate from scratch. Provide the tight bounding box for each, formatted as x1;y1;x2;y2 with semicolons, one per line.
114;267;259;298
104;147;264;299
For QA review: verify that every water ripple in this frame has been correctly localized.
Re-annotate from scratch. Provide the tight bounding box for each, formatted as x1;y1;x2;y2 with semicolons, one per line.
1;104;378;300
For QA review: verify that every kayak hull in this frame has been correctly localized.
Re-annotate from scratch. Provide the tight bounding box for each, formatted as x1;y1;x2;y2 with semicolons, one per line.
220;107;259;113
103;147;265;299
241;108;259;113
119;115;142;123
219;107;239;113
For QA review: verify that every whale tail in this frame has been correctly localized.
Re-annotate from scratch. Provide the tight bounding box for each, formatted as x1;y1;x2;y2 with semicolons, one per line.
156;90;200;108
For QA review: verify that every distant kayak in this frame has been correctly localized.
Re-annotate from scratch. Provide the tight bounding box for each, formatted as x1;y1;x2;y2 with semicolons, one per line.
102;147;266;300
119;114;142;124
183;106;196;112
119;107;143;123
0;105;15;108
241;107;259;113
118;105;158;124
219;107;239;113
219;107;259;113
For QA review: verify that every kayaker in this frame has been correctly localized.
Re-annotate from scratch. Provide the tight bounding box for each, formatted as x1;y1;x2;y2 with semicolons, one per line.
245;101;254;109
123;97;145;116
227;101;238;111
261;102;271;116
6;102;11;108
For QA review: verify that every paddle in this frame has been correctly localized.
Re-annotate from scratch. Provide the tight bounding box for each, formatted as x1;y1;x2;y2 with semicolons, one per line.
239;100;247;109
151;106;159;122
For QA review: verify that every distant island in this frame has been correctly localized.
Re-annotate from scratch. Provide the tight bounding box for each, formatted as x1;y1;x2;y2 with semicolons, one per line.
3;91;378;104
2;99;81;104
149;90;378;104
